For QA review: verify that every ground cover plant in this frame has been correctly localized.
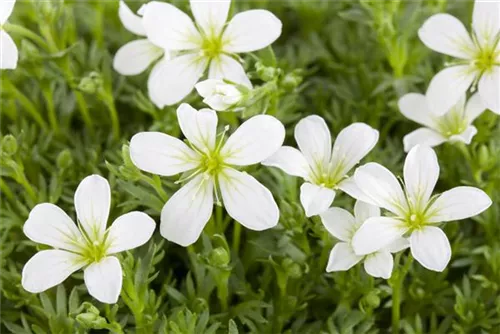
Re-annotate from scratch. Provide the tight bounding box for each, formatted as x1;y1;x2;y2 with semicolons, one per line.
1;0;500;333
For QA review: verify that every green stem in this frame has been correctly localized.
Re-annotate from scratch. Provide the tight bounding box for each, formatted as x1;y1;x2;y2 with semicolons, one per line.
4;79;48;130
232;223;241;255
391;254;413;333
101;93;120;141
42;88;59;134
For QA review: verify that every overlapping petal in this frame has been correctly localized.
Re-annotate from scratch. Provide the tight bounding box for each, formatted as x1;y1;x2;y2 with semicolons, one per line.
177;104;218;154
262;146;310;179
363;251;393;279
84;256;123;304
403;128;447;152
113;39;163;76
299;183;335;217
352;217;408;255
130;131;200;176
398;93;437;128
221;115;285;166
478;67;500;114
326;243;362;272
219;168;279;231
74;175;111;242
209;55;252;88
118;0;146;36
410;226;451;272
222;10;282;53
160;174;214;246
320;207;356;242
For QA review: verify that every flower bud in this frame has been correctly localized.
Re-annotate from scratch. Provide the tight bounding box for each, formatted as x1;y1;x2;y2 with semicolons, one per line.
281;72;303;91
57;149;73;170
208;247;230;268
76;313;108;329
195;79;243;111
282;258;302;279
1;135;18;156
256;62;278;82
78;72;103;94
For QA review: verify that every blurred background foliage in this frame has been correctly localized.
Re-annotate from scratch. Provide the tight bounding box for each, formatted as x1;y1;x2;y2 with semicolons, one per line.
1;0;499;333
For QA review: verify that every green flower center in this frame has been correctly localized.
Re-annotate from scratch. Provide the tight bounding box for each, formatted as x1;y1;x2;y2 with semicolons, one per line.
475;47;497;72
406;212;427;231
435;109;468;138
201;152;225;176
202;35;223;59
80;239;108;263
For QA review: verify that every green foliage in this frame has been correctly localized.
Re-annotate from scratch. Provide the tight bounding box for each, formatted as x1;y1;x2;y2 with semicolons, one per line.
1;0;499;333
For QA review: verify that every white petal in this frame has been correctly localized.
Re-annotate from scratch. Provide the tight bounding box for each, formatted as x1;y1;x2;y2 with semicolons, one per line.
320;207;356;242
354;200;380;224
190;0;230;38
118;0;146;36
0;0;15;25
142;1;202;50
478;67;500;114
294;115;331;172
326;243;362;272
398;93;437;128
300;182;335;217
353;163;408;216
106;212;156;254
177;103;217;154
449;126;477;144
220;115;285;165
352;217;408;255
472;1;500;45
219;168;279;230
113;39;163;76
418;13;476;59
74;175;110;242
426;186;492;223
464;93;486;122
261;146;310;179
84;256;122;304
160;174;214;246
22;250;85;293
23;203;83;252
337;177;378;206
426;66;476;116
222;9;282;53
403;145;439;208
148;54;208;107
410;226;451;272
363;251;393;279
130;131;200;176
0;30;18;70
386;237;410;253
329;123;379;179
208;55;252;88
403;128;447;152
195;79;219;98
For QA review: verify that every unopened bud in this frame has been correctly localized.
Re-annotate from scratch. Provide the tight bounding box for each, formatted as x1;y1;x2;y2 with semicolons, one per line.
208;247;230;267
1;135;18;156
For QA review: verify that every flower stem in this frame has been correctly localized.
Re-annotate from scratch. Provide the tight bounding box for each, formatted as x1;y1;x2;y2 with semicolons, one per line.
232;223;241;255
391;254;413;333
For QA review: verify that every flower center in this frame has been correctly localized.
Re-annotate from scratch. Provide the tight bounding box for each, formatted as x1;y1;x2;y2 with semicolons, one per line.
201;153;225;176
201;35;223;59
435;108;468;137
406;212;426;231
474;47;498;72
81;239;108;263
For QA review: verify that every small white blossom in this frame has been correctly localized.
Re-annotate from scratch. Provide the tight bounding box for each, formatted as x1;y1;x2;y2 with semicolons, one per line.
140;0;282;107
321;201;409;279
195;79;243;111
129;104;285;246
399;93;486;152
263;115;379;217
0;0;18;69
22;175;156;303
419;0;500;114
344;145;492;272
113;1;165;77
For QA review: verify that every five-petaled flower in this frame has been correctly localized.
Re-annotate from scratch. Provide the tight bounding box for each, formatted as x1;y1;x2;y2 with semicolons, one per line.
0;0;18;69
22;175;156;304
321;200;409;279
399;93;485;152
419;0;500;114
344;145;491;272
113;1;166;78
129;104;285;247
195;78;244;111
263;115;379;217
140;0;282;107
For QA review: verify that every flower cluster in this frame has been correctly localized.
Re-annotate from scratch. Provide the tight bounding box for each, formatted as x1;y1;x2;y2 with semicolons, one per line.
4;0;494;303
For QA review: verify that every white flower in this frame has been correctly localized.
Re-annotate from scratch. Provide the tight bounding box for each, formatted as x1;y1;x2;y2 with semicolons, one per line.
21;175;156;304
321;201;409;279
399;93;486;152
262;115;379;217
113;1;165;77
140;0;282;107
195;79;243;111
345;145;492;272
129;103;285;246
0;0;18;69
419;0;500;114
